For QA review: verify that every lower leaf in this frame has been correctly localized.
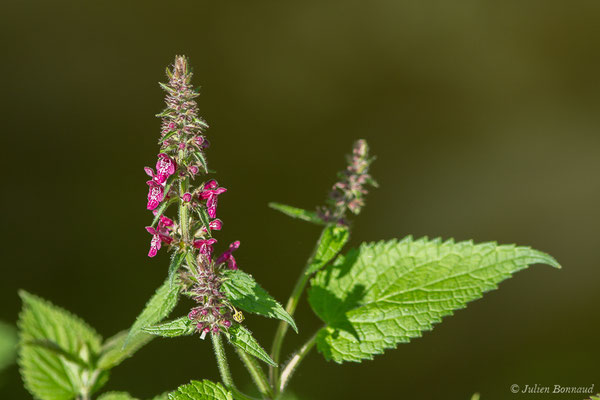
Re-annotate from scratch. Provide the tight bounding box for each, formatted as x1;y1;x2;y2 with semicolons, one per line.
224;325;276;367
168;379;233;400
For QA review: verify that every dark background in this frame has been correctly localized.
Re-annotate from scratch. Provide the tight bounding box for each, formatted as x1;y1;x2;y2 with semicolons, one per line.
1;1;599;399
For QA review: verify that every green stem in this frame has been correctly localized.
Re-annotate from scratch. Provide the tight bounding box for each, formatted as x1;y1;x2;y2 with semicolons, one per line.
269;226;328;394
278;330;318;393
235;347;274;399
179;178;190;243
230;388;261;400
212;333;234;388
212;335;259;400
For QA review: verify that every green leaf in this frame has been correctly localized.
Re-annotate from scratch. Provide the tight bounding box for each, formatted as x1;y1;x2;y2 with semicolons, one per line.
122;278;181;353
18;291;103;400
160;129;179;143
193;152;209;173
151;194;176;227
97;392;139;400
193;117;209;129
168;253;186;288
196;207;213;236
221;270;297;333
0;321;17;371
96;330;151;371
143;317;195;338
24;339;89;369
168;379;233;400
268;203;326;225
305;225;349;275
224;324;276;367
159;82;176;94
308;236;560;363
151;393;170;400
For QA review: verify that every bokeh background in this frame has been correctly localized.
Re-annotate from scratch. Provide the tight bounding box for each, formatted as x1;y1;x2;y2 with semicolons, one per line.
1;0;599;399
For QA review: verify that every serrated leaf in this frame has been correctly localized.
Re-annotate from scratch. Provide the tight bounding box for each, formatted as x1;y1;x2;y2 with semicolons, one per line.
224;324;276;367
97;392;139;400
18;291;103;400
122;277;180;353
309;236;560;363
305;225;349;275
168;253;186;288
168;379;233;400
0;321;17;371
143;317;195;338
268;203;326;225
221;270;297;333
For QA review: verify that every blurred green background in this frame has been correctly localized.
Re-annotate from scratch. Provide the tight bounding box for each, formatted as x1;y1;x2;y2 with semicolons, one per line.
1;0;599;399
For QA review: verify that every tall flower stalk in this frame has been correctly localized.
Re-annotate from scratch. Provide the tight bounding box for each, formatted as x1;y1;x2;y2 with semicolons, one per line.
144;56;240;338
317;139;377;225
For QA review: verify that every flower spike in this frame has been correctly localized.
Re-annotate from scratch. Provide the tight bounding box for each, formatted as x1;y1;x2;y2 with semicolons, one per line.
142;55;242;337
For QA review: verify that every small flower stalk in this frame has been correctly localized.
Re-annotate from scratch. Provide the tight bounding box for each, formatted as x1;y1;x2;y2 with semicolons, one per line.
143;56;240;338
318;139;377;225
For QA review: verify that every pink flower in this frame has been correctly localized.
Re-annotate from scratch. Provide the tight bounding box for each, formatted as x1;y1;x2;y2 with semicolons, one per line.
198;180;227;218
146;180;164;210
200;219;223;234
144;154;177;186
216;241;240;270
146;233;161;257
155;153;176;184
182;192;192;202
188;165;199;176
145;216;173;257
193;238;217;258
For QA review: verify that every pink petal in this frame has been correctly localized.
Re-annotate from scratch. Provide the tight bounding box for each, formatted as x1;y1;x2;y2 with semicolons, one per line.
210;219;223;230
147;181;165;210
144;167;155;177
204;180;218;189
159;215;174;227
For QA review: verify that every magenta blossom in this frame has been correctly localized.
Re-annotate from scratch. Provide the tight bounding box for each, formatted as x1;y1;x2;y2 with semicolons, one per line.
182;192;192;202
193;238;217;258
188;165;199;177
216;241;240;270
198;180;227;218
200;219;223;235
145;153;177;185
145;216;174;257
146;180;165;210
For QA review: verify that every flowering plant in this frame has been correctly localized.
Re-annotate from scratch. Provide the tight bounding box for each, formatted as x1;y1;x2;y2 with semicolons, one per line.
16;56;560;400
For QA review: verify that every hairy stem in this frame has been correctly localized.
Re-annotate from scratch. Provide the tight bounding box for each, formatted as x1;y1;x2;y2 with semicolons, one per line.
278;330;318;393
212;333;234;388
179;177;190;243
269;226;328;394
229;388;261;400
235;347;274;399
